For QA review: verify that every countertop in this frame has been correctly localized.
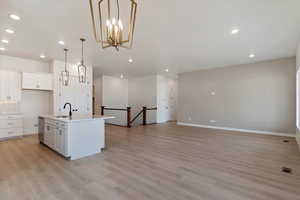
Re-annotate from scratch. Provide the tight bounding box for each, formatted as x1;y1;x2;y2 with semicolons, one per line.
39;114;115;122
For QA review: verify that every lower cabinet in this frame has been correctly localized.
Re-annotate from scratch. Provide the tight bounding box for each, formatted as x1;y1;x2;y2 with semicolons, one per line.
44;119;67;157
0;115;23;140
55;127;66;155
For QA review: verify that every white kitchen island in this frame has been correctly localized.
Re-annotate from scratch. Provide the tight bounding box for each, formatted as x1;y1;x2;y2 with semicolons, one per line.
39;115;114;160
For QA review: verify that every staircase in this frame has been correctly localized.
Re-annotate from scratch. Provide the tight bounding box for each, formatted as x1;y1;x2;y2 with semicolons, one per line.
101;106;157;128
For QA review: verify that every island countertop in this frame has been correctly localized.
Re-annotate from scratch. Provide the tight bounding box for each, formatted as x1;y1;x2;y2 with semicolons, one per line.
39;114;115;122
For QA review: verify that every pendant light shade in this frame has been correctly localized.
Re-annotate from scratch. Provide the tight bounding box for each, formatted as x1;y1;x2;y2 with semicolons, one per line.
61;48;70;86
89;0;137;50
78;38;87;83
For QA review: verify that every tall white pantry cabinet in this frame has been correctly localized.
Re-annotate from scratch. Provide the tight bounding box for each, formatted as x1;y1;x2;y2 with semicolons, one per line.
0;70;22;140
0;70;21;102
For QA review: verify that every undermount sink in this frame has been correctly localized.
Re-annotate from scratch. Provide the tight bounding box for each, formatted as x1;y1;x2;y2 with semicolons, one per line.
55;115;69;119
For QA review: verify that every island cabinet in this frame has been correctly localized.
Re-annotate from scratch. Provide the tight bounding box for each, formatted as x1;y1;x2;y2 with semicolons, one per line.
44;119;68;157
40;115;114;160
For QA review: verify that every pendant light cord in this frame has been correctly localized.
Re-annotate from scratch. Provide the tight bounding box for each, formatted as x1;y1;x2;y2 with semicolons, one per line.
81;40;84;64
64;49;68;72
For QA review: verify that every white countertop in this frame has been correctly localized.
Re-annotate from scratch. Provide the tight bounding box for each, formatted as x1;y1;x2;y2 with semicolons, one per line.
0;112;22;115
39;114;115;122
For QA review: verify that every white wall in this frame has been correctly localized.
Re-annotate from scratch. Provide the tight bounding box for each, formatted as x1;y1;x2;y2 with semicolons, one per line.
129;75;157;124
94;74;178;126
102;75;129;126
50;60;93;116
296;43;300;147
0;55;50;134
178;58;296;134
157;75;178;123
93;70;102;115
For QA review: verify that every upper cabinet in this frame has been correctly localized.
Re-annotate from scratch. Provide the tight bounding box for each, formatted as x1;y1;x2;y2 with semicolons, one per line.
22;72;53;91
0;70;21;102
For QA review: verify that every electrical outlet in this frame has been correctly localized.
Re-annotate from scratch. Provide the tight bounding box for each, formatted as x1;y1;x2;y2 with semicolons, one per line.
210;120;216;123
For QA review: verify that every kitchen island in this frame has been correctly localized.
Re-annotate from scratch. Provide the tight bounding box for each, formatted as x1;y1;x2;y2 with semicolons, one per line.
39;114;114;160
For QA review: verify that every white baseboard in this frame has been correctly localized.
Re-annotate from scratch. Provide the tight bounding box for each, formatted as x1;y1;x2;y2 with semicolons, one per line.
177;122;296;138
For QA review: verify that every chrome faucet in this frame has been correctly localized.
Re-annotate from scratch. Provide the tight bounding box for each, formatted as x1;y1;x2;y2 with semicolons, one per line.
63;103;72;116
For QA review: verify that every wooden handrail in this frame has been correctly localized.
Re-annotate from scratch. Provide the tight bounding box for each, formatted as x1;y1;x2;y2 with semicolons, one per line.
146;107;157;111
101;106;131;128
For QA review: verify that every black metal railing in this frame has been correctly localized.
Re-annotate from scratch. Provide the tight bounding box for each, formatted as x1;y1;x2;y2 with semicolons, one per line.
101;106;158;128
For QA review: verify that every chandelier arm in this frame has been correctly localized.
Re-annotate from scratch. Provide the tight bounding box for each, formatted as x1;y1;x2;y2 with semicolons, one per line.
89;0;98;41
108;0;111;19
98;0;104;45
131;2;138;47
117;0;120;20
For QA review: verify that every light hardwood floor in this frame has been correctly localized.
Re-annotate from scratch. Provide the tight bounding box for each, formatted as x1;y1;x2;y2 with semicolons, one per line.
0;123;300;200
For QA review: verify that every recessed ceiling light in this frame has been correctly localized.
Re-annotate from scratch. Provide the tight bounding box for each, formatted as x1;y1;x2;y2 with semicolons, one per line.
1;39;9;44
165;68;169;72
5;29;14;34
128;58;133;63
9;14;20;21
120;74;124;79
0;47;5;51
40;54;46;59
58;41;65;45
231;28;240;35
249;53;255;58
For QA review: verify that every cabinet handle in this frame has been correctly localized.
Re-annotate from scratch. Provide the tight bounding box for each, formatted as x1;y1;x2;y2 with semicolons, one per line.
7;123;13;125
47;126;50;131
8;132;14;134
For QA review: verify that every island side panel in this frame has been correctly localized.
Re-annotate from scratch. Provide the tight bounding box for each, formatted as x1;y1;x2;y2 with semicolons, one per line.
69;119;105;160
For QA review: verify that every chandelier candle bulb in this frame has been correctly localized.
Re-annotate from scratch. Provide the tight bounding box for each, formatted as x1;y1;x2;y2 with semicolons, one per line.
89;0;137;50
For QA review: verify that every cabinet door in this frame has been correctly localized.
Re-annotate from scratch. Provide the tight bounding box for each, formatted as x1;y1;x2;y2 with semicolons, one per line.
22;72;52;90
0;71;21;102
8;72;21;101
22;73;38;89
38;73;53;90
0;71;7;101
44;124;55;148
55;128;62;153
44;124;50;146
49;127;56;149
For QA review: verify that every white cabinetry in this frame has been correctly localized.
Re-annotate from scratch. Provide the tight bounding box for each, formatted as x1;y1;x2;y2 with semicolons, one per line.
0;70;21;102
44;119;68;156
0;115;23;139
22;72;53;91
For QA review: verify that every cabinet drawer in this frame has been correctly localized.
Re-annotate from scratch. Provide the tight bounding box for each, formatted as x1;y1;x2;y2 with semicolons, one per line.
0;119;23;129
0;128;23;138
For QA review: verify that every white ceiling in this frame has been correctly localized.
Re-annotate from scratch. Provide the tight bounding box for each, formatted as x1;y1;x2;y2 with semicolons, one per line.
0;0;300;77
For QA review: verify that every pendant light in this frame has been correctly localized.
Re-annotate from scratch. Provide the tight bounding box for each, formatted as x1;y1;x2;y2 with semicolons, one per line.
78;38;87;83
61;48;70;86
89;0;137;50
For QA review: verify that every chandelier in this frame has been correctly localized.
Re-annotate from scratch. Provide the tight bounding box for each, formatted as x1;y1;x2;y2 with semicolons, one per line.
89;0;137;50
78;38;87;83
61;48;70;86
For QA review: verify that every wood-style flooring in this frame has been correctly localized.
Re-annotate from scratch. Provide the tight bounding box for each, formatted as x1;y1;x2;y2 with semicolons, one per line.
0;123;300;200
